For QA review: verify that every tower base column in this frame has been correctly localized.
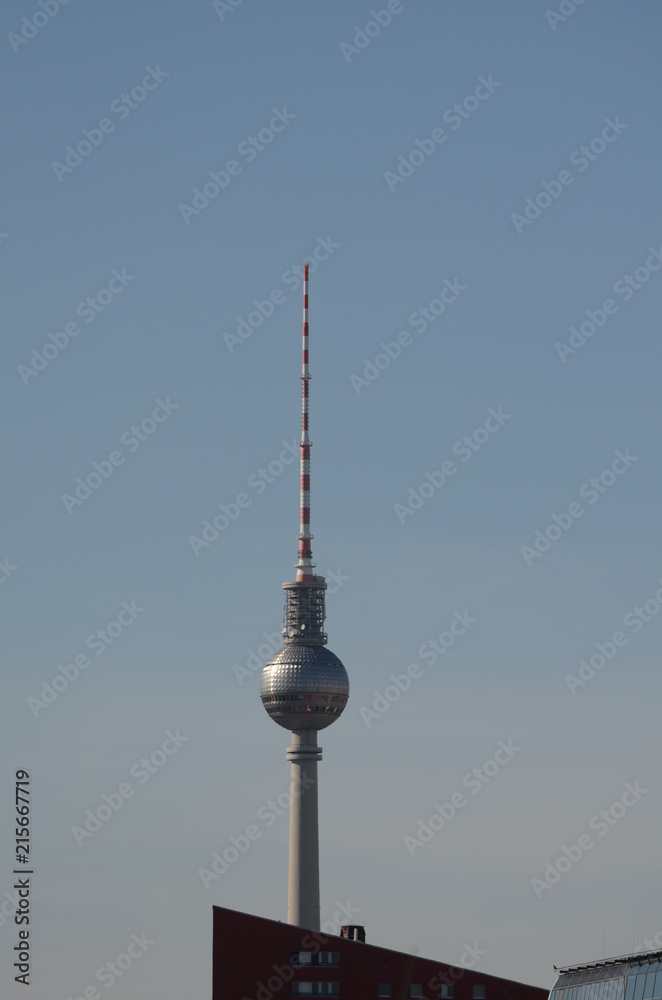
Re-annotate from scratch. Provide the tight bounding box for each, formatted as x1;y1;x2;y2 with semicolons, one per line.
286;730;322;930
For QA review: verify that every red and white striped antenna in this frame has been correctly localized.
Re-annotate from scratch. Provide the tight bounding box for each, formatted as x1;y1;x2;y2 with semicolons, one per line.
296;263;315;583
260;263;349;934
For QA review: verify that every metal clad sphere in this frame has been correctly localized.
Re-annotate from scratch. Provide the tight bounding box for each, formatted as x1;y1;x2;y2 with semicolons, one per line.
260;645;349;731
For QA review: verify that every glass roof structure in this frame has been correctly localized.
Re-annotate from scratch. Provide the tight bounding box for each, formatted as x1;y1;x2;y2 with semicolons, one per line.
550;951;662;1000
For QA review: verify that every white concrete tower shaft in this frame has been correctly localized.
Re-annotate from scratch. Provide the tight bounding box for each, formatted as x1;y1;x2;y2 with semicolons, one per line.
287;731;322;929
288;264;320;930
259;264;349;934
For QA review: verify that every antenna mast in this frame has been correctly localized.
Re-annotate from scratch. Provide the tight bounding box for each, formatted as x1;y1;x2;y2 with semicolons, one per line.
296;263;314;583
259;264;349;931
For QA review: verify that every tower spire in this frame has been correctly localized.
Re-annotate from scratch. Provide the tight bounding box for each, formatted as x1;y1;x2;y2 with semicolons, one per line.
296;263;314;582
259;264;350;931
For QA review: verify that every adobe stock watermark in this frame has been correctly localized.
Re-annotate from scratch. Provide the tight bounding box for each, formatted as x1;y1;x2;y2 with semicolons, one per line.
17;267;135;386
565;576;662;694
546;0;590;32
27;599;145;718
233;570;350;685
8;0;75;55
65;933;155;999
0;557;18;585
393;407;511;524
240;902;361;1000
555;243;662;363
635;930;662;954
530;781;648;898
0;883;32;930
61;397;179;514
188;438;299;555
427;942;489;995
384;75;502;192
359;610;477;726
520;448;638;566
211;0;247;22
198;772;314;888
511;117;628;234
179;107;296;224
350;279;467;394
223;236;340;353
71;731;189;846
404;739;522;856
52;67;170;182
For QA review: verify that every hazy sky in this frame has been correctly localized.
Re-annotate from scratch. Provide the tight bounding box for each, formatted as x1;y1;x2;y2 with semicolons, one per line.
2;1;662;997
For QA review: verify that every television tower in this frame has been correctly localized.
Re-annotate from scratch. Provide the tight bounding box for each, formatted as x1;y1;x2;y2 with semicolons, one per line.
260;264;349;932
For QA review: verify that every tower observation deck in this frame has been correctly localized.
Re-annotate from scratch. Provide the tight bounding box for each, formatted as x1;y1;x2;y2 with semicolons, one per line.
259;264;349;931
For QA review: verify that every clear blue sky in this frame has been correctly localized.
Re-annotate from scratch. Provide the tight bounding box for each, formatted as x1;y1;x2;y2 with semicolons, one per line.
2;1;662;996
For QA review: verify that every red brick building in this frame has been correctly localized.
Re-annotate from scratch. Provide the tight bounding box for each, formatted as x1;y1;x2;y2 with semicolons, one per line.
213;905;550;1000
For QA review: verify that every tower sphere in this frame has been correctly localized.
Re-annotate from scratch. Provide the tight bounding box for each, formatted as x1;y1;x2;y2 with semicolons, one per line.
260;645;349;731
257;263;349;930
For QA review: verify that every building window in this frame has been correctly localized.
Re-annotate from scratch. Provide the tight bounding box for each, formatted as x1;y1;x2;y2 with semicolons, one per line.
291;952;340;967
291;985;339;997
441;987;455;999
411;987;423;998
474;986;486;999
379;987;392;998
644;975;657;1000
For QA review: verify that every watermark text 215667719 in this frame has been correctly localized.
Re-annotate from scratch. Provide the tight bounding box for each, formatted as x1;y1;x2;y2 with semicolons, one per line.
14;770;32;986
15;771;31;868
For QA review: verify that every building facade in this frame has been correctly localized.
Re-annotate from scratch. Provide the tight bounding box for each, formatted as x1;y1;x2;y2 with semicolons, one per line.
212;905;550;1000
